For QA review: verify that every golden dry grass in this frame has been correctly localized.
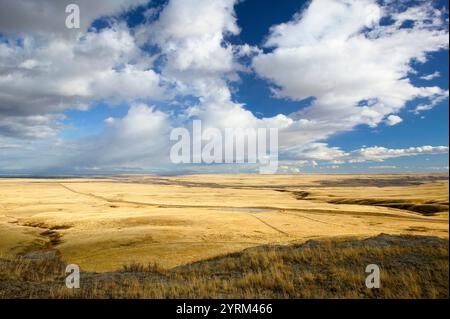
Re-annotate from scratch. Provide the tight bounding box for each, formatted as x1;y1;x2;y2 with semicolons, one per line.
0;234;447;298
0;174;448;273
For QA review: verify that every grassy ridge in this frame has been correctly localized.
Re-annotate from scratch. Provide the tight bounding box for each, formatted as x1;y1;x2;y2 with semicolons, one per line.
0;234;448;299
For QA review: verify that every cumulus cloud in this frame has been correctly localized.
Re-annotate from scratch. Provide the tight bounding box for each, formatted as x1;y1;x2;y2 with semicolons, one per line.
137;0;241;100
289;143;349;162
71;104;171;168
0;12;165;139
282;143;448;164
0;0;448;173
347;145;449;163
19;103;173;173
0;114;64;139
385;115;403;126
253;0;448;139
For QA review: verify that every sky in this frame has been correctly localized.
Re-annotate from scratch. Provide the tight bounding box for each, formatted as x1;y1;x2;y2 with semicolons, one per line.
0;0;448;175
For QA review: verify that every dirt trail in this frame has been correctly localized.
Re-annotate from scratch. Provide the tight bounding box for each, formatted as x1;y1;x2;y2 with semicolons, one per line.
246;214;290;236
58;183;445;224
59;183;291;237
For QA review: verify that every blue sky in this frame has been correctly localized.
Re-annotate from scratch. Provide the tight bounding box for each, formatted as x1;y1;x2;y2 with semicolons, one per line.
0;0;448;175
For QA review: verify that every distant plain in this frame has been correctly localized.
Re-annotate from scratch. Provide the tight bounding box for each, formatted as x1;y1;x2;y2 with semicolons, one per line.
0;174;448;272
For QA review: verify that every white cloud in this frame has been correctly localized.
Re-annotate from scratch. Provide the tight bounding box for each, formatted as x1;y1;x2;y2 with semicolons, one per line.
0;0;448;173
414;90;449;113
55;104;172;170
253;0;448;139
104;117;115;125
137;0;241;101
285;143;448;164
0;21;165;139
385;115;403;126
278;165;301;174
0;114;64;139
389;2;446;29
289;143;349;161
420;71;441;80
348;145;449;163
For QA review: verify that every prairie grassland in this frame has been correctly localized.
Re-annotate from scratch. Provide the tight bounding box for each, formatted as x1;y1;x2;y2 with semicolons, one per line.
0;235;447;298
0;174;448;298
0;174;448;271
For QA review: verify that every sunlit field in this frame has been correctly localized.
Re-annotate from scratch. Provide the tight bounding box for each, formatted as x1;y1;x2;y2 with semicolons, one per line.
0;174;448;298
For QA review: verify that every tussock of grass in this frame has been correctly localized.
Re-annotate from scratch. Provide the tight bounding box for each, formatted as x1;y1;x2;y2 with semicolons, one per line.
121;261;167;275
0;234;448;299
0;253;65;283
